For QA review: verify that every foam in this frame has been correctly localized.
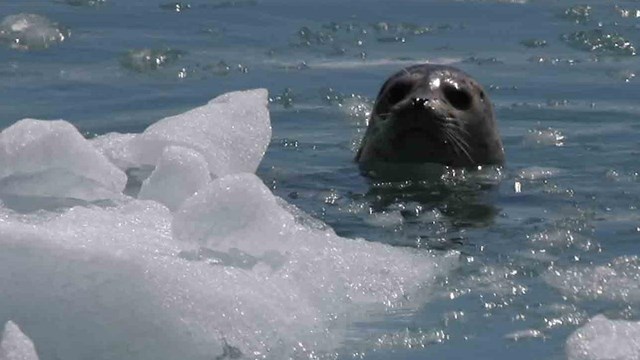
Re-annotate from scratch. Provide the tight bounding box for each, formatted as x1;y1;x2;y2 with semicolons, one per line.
566;315;640;360
0;322;39;360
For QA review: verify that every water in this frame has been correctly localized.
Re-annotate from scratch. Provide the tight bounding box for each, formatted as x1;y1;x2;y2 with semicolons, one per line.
0;0;639;359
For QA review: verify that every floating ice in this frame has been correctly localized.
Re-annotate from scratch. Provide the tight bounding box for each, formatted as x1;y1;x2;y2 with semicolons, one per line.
138;146;210;211
0;119;127;204
0;321;39;360
0;14;69;50
89;132;140;171
100;89;270;177
566;315;640;360
173;173;297;254
544;256;640;303
0;170;456;359
139;89;270;176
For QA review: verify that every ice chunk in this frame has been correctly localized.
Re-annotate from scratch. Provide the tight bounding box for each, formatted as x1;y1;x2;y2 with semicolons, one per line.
0;119;127;203
173;173;298;255
139;146;210;211
90;132;140;170
0;14;69;50
134;89;271;177
0;172;456;359
566;315;640;360
0;321;39;360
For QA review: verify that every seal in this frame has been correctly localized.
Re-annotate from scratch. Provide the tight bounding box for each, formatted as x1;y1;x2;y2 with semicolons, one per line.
356;64;505;170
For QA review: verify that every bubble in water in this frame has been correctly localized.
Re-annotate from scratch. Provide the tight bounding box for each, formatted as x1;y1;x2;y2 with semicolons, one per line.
120;48;185;72
269;88;295;108
0;14;69;50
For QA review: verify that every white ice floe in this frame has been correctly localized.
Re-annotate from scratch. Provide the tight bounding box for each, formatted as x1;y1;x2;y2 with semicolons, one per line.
566;315;640;360
138;146;210;211
0;174;456;359
90;132;140;170
0;321;39;360
91;89;271;179
0;89;456;359
0;14;68;50
0;119;127;202
134;88;271;177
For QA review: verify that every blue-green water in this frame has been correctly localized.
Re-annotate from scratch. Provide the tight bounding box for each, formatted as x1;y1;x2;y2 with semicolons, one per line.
1;0;639;359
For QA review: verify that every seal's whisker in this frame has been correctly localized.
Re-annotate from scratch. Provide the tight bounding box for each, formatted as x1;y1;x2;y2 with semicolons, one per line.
444;128;473;163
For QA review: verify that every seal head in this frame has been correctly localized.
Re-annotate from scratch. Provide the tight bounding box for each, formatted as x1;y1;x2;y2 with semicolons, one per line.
356;64;504;170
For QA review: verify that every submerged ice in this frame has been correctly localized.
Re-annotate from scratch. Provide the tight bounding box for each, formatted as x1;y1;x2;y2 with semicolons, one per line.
0;14;68;50
0;89;457;359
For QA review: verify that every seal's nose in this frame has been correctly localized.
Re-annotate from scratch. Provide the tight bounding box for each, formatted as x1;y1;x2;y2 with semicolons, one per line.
411;97;430;109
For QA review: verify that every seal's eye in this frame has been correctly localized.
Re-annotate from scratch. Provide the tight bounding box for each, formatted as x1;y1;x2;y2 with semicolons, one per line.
386;79;413;106
442;84;472;111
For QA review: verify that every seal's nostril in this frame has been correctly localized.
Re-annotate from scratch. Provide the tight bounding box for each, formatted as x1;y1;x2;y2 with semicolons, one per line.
386;79;414;106
442;84;472;110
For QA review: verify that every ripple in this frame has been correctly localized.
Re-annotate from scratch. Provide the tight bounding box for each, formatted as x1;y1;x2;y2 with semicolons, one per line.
517;167;562;180
561;5;592;24
523;128;565;147
159;2;191;12
291;20;447;57
562;29;636;57
62;0;106;5
0;14;69;50
120;48;185;72
520;39;547;48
